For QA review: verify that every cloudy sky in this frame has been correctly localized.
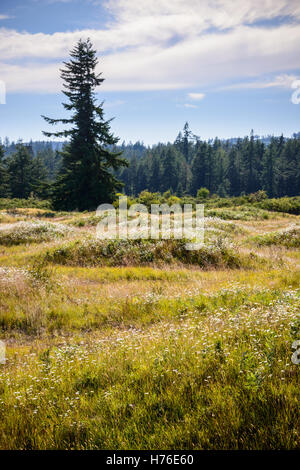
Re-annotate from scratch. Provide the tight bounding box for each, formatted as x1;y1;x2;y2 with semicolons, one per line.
0;0;300;144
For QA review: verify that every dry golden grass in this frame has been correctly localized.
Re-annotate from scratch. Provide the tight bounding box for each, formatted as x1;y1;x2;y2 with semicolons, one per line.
0;207;299;449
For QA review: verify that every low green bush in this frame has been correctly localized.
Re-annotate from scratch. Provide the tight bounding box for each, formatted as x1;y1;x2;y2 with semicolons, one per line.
250;226;300;248
0;198;52;210
206;206;271;220
45;237;243;269
257;197;300;215
0;221;71;245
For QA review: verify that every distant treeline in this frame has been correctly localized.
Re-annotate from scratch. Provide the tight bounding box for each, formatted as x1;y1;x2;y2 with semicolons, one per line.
1;123;300;200
0;142;58;199
117;124;300;198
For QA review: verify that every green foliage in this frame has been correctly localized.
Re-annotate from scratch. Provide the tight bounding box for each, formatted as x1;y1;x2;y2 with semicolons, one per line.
251;226;300;248
27;258;54;289
117;130;300;200
67;215;104;227
257;197;300;215
0;198;52;210
43;39;128;210
1;131;300;207
6;144;49;199
130;192;300;217
0;144;10;198
0;287;299;449
197;187;210;199
0;203;299;450
248;190;268;202
206;206;271;221
45;237;245;269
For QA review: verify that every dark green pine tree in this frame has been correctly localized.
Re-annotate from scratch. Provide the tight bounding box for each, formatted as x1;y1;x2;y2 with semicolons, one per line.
42;38;128;210
182;122;192;162
136;161;148;195
121;155;138;196
36;144;59;181
190;141;208;195
215;148;229;197
244;130;260;194
279;138;299;196
8;144;36;199
0;144;10;198
149;154;162;192
227;147;240;196
206;144;217;193
262;137;277;197
161;147;179;192
176;182;184;197
127;155;138;196
31;155;50;199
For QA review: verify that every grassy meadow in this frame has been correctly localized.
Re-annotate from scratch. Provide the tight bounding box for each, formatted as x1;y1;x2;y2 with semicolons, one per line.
0;201;299;449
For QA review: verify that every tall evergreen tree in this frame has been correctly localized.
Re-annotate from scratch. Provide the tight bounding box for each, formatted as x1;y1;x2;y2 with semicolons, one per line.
216;148;229;197
8;144;36;198
244;130;260;193
262;137;277;197
161;147;178;192
31;155;50;199
279;138;299;196
149;154;162;192
190;141;208;195
183;122;192;162
227;147;240;196
0;144;10;198
43;38;127;210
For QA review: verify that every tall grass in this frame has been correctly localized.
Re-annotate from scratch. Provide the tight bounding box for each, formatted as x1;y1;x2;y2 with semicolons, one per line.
0;203;299;449
250;226;300;248
0;287;299;449
0;221;72;246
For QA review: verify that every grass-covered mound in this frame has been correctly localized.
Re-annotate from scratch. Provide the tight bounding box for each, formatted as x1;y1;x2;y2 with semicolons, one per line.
0;221;72;246
251;226;300;248
66;215;104;227
45;237;244;269
206;206;273;221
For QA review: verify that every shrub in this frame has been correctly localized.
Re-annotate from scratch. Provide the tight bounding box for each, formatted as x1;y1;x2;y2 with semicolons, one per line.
27;258;54;288
251;226;300;248
257;197;300;215
206;206;271;221
0;198;52;210
45;237;243;269
67;215;104;227
135;191;163;209
248;190;268;202
0;221;72;245
197;188;210;200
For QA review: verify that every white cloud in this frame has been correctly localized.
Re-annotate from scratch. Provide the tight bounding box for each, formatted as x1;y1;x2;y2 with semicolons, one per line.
1;0;300;93
219;74;299;91
0;15;11;20
104;99;125;107
188;93;205;100
106;0;300;30
183;103;198;108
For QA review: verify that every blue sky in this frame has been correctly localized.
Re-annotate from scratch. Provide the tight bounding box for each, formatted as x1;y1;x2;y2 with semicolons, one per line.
0;0;300;145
